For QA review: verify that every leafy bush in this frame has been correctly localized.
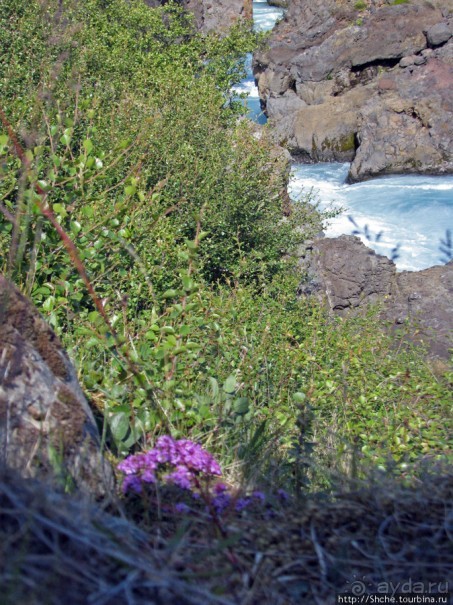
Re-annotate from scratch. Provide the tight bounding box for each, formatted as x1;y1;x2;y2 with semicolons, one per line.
0;0;450;495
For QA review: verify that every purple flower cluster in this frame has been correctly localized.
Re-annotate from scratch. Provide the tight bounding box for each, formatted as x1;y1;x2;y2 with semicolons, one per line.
118;435;222;494
210;484;267;515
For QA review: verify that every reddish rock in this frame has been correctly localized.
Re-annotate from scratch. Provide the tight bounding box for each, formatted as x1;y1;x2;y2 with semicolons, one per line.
378;77;396;90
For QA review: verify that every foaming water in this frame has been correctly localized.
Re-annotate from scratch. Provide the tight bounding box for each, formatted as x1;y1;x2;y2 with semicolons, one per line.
289;163;453;271
253;0;284;32
237;2;453;271
232;1;284;123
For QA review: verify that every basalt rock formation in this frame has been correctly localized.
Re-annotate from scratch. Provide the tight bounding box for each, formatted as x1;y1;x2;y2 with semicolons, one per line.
0;275;112;496
254;0;453;181
144;0;252;32
298;236;453;358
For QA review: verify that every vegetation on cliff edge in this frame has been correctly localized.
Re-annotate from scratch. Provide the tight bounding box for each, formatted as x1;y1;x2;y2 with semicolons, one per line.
0;3;451;600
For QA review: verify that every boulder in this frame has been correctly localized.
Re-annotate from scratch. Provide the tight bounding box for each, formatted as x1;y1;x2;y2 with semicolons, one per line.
254;0;453;180
0;276;112;496
298;236;453;358
348;54;453;181
299;235;396;310
399;55;416;68
426;22;452;47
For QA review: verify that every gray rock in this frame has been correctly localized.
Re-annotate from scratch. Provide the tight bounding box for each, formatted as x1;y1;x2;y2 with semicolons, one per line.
143;0;251;32
0;276;112;496
266;90;307;120
385;262;453;358
426;22;452;47
422;48;435;58
348;58;453;181
400;55;416;67
254;0;453;180
414;55;427;65
299;236;453;358
299;235;395;311
435;37;453;62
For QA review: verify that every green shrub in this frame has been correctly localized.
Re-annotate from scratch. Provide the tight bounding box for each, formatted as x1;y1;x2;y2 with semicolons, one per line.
1;0;450;494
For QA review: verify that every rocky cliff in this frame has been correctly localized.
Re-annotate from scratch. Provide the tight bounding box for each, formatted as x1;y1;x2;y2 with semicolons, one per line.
254;0;453;181
144;0;252;32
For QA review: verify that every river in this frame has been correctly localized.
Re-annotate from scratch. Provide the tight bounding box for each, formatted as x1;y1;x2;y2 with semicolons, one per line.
237;0;453;271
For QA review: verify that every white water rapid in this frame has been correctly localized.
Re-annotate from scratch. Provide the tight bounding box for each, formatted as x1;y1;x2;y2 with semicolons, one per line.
238;0;453;271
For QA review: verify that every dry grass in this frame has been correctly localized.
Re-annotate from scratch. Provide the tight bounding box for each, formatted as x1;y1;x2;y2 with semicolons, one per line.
0;466;232;605
1;465;452;604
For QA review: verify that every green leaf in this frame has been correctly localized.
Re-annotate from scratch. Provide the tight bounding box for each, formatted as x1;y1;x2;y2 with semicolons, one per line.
163;289;178;299
70;221;82;235
223;374;237;394
38;180;50;192
83;139;93;155
165;334;177;347
292;392;306;403
161;326;175;335
82;206;94;218
125;185;136;196
186;342;200;350
182;275;194;291
110;412;130;442
173;346;187;355
233;397;249;415
209;377;219;399
42;296;55;312
33;286;51;296
53;203;67;218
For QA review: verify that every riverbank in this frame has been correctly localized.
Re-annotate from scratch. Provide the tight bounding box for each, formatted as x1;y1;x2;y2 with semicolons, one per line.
247;0;452;271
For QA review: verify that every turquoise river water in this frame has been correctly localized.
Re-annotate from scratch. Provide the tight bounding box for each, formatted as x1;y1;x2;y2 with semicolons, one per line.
235;0;453;271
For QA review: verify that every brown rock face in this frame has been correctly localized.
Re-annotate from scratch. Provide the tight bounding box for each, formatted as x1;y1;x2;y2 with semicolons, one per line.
144;0;251;32
254;0;453;180
298;236;453;358
0;276;112;496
